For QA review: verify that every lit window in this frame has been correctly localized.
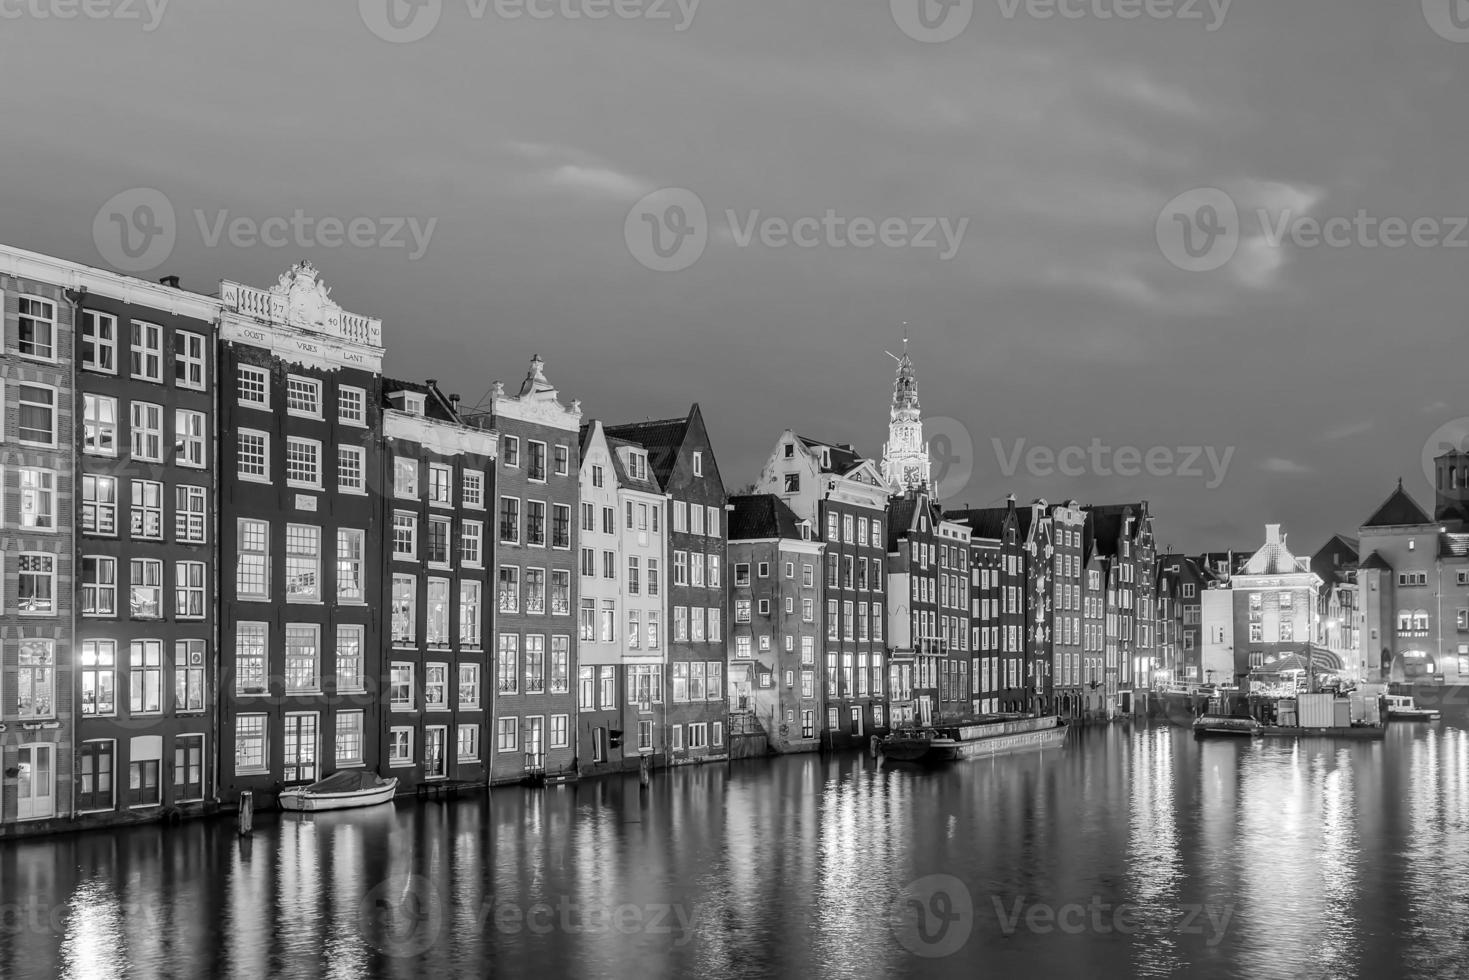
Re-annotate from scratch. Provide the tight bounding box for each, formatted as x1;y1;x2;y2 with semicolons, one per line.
175;485;206;544
19;468;56;530
129;558;163;618
83;394;118;455
285;524;321;602
18;553;57;613
18;296;57;360
175;409;206;468
130;402;164;461
174;331;206;390
82;310;117;372
130;320;163;381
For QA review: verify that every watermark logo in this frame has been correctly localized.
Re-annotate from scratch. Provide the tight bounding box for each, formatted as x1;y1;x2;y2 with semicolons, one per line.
93;188;176;274
625;187;708;272
993;438;1235;489
891;0;973;42
625;187;969;271
91;189;437;273
992;897;1234;946
360;0;443;42
889;874;973;958
927;416;976;502
358;874;446;958
1422;416;1469;503
0;0;170;30
1156;187;1239;273
1422;0;1469;42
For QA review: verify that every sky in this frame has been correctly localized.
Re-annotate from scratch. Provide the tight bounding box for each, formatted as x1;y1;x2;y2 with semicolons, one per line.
5;0;1468;554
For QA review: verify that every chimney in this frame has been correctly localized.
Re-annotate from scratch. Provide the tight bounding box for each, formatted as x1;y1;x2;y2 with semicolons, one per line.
159;275;180;288
426;378;438;388
1265;523;1282;545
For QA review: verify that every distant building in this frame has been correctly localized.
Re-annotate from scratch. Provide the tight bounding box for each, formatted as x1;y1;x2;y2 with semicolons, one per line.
880;342;930;494
752;430;889;745
1157;554;1206;685
1225;524;1326;689
889;489;972;725
1311;534;1361;681
727;494;823;752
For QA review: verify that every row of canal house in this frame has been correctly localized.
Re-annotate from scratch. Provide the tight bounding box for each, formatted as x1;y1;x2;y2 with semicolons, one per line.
0;239;1173;837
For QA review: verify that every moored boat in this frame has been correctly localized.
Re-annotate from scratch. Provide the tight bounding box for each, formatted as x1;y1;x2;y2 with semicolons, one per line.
1383;695;1440;721
881;714;1068;764
1192;715;1262;738
278;770;399;812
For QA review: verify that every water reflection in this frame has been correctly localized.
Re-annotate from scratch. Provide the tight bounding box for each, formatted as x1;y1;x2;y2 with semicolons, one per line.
7;722;1469;979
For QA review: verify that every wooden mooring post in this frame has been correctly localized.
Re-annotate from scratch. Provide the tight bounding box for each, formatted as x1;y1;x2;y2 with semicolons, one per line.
639;754;651;789
238;791;253;836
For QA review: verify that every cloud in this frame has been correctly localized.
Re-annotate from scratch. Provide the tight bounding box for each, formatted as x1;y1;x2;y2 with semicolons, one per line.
543;164;653;200
1322;420;1374;441
1261;457;1313;475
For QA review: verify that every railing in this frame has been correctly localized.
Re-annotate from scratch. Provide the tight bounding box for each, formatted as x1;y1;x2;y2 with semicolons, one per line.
728;710;763;736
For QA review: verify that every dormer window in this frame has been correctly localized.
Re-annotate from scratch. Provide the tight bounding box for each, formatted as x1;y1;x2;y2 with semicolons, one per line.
820;449;830;469
623;449;648;482
404;393;426;416
799;522;810;541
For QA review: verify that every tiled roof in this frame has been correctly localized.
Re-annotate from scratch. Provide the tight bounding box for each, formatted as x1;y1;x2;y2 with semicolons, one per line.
1358;551;1392;572
729;494;807;541
1440;534;1469;559
605;416;689;485
797;436;865;475
1361;481;1434;528
382;376;458;422
606;436;663;495
944;506;1010;542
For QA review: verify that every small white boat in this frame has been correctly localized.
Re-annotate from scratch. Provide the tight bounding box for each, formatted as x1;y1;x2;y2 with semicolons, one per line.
279;771;398;812
1384;695;1440;721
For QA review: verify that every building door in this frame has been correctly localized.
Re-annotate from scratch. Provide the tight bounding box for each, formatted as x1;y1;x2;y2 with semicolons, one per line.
524;716;545;771
173;735;204;803
849;707;863;737
919;696;933;725
283;713;318;784
592;727;607;763
17;745;55;820
425;727;447;779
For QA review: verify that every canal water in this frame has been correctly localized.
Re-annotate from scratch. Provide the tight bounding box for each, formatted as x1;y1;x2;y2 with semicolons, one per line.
3;717;1469;980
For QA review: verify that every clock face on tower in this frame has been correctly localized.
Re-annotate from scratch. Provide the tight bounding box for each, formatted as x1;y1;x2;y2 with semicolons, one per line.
903;464;922;486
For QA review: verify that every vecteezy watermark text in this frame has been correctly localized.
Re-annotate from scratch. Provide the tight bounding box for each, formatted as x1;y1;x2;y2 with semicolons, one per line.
625;187;968;271
93;187;436;273
0;0;168;30
994;438;1235;489
358;0;698;43
890;0;1228;43
991;896;1234;947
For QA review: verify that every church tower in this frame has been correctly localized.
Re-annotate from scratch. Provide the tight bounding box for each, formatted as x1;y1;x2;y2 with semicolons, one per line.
881;338;930;493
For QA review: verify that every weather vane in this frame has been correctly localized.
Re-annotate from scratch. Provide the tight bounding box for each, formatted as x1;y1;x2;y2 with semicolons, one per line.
886;321;909;363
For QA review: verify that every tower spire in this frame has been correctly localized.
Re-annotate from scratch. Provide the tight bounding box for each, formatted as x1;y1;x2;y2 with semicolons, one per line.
881;328;930;493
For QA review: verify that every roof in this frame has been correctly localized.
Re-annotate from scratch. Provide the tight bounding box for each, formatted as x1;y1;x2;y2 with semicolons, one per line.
605;415;689;485
1084;503;1146;556
606;435;663;495
1362;480;1434;528
729;494;808;541
943;506;1010;542
382;376;461;423
797;435;865;475
1358;551;1392;572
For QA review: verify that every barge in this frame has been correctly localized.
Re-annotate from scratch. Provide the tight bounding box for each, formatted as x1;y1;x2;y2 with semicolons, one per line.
1193;715;1262;738
881;714;1068;764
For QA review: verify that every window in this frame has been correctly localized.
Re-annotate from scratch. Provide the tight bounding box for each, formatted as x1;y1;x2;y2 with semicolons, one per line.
236;716;268;774
82;310;117;372
173;485;206;543
390;662;414;710
688;723;708;749
175;561;206;618
600;601;616;642
708;554;720;589
427;516;452;566
463;470;484;508
174;409;206;468
131;321;163;380
237;519;270;599
395;457;419;498
528;440;547;481
175;640;206;713
785;473;800;493
735;599;751;623
127;401;164;461
235;623;268;695
502;436;519;468
17;383;57;446
690;505;704;537
526;501;546;546
458;725;481;762
82;558;117;617
426;578;451;644
337;625;365;693
19;468;56;530
389;728;413;766
129;640;163;713
552;571;570;615
648;559;660;596
580;666;595;709
707;506;720;538
648;612;659;649
498;717;518;752
693;451;703;477
429;463;453;506
286;375;322;417
462;521;484;566
174;331;206;389
285;437;321;488
460;663;482;708
708;608;721;642
337;528;365;601
238;429;269;481
498;567;522;617
392;512;418;560
285;524;321;602
18;296;56;360
675;551;688;586
580;599;596;641
498;634;519;694
554;445;570;476
337;712;365;766
17;640;55;718
82;475;118;536
80;643;116;719
500;497;521;543
551;714;569;749
83;394;118;455
392;575;416;644
526;568;546;614
426;663;449;709
552;504;570;548
238;365;269;407
128;480;163;540
525;635;546;693
129;559;163;618
339;385;366;425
